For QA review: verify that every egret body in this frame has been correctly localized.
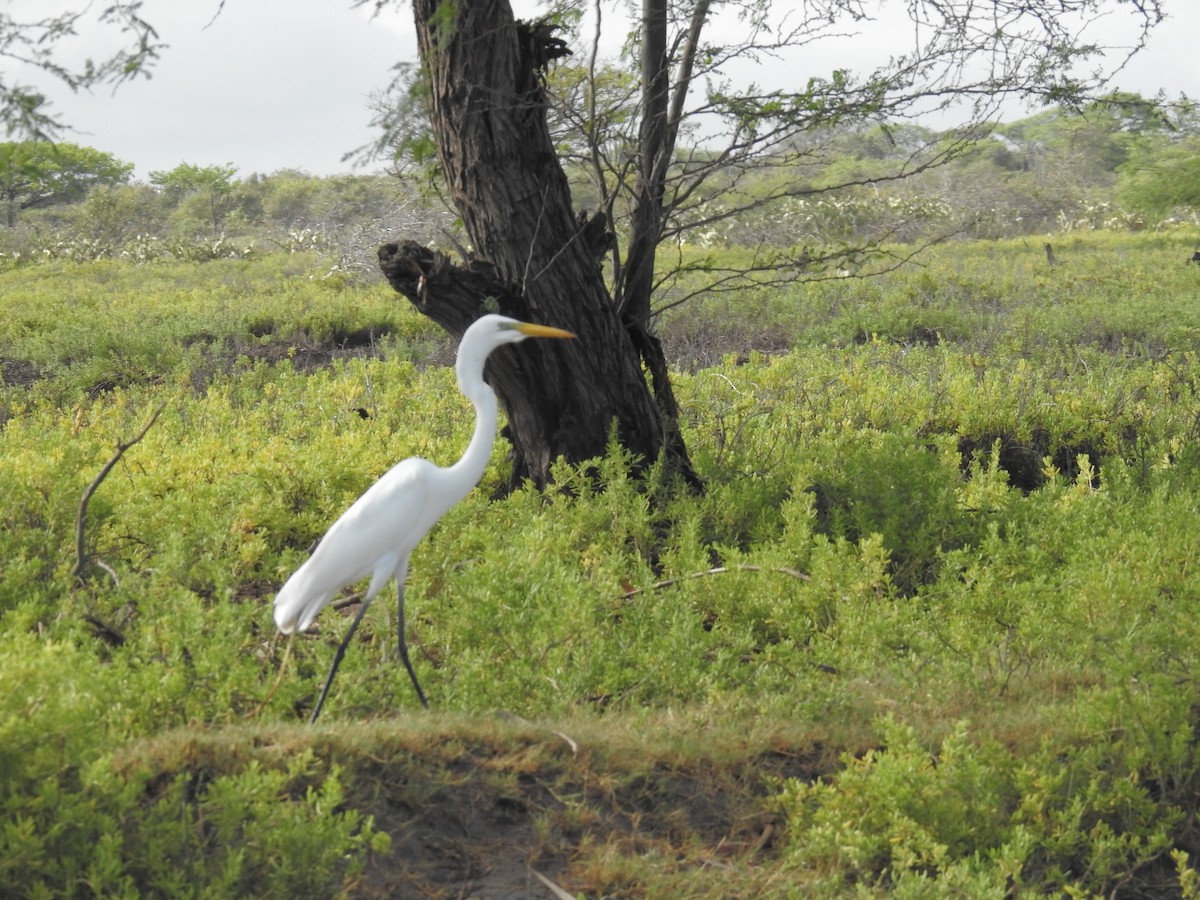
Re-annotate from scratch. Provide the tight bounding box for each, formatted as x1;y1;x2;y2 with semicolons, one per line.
273;314;574;721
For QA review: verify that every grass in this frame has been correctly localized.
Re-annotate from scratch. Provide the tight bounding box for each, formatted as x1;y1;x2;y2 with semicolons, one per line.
660;230;1200;365
0;254;449;411
4;230;1200;895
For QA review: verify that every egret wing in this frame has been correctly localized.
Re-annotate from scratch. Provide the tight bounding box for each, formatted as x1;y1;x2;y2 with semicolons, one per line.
274;457;436;633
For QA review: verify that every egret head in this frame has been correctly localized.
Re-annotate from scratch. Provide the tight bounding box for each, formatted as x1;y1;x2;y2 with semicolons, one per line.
455;314;575;396
467;313;575;348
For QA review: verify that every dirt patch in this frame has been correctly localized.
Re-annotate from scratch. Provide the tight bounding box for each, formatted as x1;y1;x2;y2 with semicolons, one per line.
357;745;826;897
660;319;796;372
0;357;43;389
957;428;1103;492
118;717;839;898
181;332;456;396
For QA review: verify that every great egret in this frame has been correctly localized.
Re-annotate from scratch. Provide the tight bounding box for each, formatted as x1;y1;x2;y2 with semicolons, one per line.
273;314;575;722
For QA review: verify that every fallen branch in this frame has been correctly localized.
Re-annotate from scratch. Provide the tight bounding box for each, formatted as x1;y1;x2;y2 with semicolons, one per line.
620;564;811;600
73;402;167;582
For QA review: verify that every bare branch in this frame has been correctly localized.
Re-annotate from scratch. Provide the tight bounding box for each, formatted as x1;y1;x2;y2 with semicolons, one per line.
1;3;165;139
73;402;166;583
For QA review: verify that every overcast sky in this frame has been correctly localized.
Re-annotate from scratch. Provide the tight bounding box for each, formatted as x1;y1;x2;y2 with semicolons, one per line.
9;1;1199;180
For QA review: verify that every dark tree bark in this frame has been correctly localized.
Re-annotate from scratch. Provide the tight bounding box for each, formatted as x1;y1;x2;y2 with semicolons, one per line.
614;0;710;491
382;0;699;491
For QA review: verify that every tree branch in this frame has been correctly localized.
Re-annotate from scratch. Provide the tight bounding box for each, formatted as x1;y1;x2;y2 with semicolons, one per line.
73;402;166;583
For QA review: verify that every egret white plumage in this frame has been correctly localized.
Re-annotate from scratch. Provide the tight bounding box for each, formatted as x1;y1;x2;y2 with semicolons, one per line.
273;314;575;722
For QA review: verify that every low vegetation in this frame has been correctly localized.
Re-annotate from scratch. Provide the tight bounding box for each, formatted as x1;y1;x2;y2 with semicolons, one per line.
3;229;1200;896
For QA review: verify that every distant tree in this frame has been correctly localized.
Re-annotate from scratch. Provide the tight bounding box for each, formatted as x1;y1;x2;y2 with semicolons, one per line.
0;140;132;226
149;162;240;232
250;170;325;227
925;91;1190;233
0;4;163;140
1118;138;1200;216
72;182;166;244
1108;96;1200;217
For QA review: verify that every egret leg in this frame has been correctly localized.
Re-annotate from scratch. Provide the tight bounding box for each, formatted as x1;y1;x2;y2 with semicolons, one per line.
397;581;429;709
310;597;373;724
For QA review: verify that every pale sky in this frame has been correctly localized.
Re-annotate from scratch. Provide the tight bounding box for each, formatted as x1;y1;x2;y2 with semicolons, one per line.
7;1;1198;180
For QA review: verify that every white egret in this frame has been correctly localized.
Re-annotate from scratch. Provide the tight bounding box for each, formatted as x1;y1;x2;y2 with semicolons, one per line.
273;314;575;722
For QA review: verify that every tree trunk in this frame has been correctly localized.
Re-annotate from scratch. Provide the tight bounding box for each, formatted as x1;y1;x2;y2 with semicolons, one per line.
614;0;699;490
385;0;699;491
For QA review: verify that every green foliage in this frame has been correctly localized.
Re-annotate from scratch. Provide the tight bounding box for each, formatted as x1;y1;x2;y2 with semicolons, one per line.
4;232;1200;894
0;256;438;406
4;90;1197;282
0;141;133;226
123;755;387;899
150;162;239;200
150;162;241;233
776;714;1185;895
0;634;385;897
662;230;1200;358
72;183;169;245
0;634;122;895
1119;136;1200;215
0;167;449;278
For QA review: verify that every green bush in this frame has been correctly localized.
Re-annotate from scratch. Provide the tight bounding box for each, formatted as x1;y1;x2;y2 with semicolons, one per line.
4;233;1200;893
776;714;1187;895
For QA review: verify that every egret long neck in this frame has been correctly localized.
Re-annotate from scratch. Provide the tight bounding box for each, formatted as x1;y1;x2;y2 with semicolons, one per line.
449;381;498;487
445;339;500;493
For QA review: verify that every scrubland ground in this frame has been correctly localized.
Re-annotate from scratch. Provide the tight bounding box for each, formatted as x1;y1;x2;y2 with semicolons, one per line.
4;231;1200;897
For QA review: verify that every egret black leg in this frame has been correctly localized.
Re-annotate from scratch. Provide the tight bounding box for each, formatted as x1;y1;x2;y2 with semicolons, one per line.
397;582;429;708
310;597;372;724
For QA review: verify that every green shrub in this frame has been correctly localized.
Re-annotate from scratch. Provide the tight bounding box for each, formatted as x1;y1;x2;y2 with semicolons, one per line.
4;233;1200;894
777;715;1189;896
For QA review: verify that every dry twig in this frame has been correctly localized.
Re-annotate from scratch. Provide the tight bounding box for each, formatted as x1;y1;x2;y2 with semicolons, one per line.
530;869;575;900
73;403;167;582
620;564;811;600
